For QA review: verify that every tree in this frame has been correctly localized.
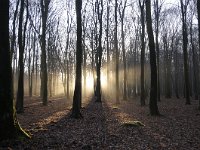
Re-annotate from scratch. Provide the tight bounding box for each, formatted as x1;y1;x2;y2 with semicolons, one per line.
70;0;83;118
154;0;163;102
188;3;199;100
10;0;20;61
16;0;28;113
119;0;128;101
139;0;146;106
197;0;200;109
106;0;111;98
40;0;50;105
0;0;30;140
174;36;181;99
180;0;191;105
115;0;120;104
145;0;159;116
96;0;103;102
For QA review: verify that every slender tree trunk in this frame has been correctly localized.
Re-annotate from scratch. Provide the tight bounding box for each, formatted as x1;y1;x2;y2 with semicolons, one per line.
31;33;36;97
180;0;190;105
16;0;28;113
190;25;199;100
115;0;120;104
11;0;20;62
28;44;32;97
106;1;110;98
197;0;200;109
67;60;70;99
119;0;128;101
96;0;103;103
83;45;87;97
154;0;161;102
174;42;180;99
40;0;50;105
139;0;145;106
71;0;83;118
146;0;159;116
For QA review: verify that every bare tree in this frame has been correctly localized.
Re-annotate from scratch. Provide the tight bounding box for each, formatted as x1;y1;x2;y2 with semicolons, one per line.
96;0;103;102
119;0;128;101
197;0;200;109
180;0;191;104
71;0;83;118
40;0;50;105
115;0;120;104
16;0;28;113
146;0;160;116
154;0;163;102
139;0;146;105
0;0;30;140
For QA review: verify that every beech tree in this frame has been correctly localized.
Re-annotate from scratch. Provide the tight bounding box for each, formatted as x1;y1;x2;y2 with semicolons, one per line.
0;0;30;140
197;0;200;109
115;0;120;104
71;0;83;118
119;0;128;101
40;0;50;105
180;0;191;105
139;0;146;106
145;0;159;115
16;0;28;113
96;0;103;102
154;0;163;102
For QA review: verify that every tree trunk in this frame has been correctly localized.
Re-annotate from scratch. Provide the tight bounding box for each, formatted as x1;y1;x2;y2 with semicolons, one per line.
174;41;180;99
106;1;110;98
71;0;83;118
146;0;159;116
0;0;30;140
119;0;128;101
190;25;199;100
139;0;145;106
154;0;161;102
197;0;200;109
115;0;120;104
83;45;87;97
180;0;190;105
16;0;28;113
40;0;50;105
96;0;103;103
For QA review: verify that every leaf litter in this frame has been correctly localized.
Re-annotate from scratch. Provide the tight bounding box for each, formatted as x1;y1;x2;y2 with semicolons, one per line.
0;96;200;149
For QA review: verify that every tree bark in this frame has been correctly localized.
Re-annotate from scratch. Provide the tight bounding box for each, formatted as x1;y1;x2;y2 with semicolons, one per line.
119;0;128;101
145;0;159;116
96;0;103;103
40;0;50;105
180;0;190;105
115;0;120;104
16;0;28;113
174;39;180;99
71;0;83;118
0;0;30;140
197;0;200;109
154;0;161;102
139;0;145;106
106;1;110;98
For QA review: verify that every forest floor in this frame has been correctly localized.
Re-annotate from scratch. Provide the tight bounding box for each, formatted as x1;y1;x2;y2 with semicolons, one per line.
0;96;200;149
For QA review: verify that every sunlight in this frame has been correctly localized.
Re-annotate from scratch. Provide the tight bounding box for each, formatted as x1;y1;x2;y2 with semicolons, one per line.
86;74;94;90
85;72;107;90
101;73;107;89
